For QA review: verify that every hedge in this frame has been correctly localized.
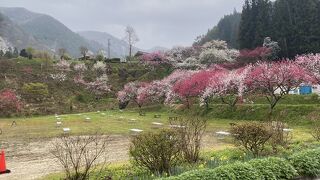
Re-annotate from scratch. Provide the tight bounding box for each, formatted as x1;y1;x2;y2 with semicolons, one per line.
160;148;320;180
248;157;297;180
288;148;320;177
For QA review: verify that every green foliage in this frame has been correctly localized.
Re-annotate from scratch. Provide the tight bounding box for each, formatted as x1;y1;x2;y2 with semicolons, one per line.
90;164;151;180
164;162;260;180
230;122;273;157
209;148;249;163
288;148;320;177
22;83;49;97
215;162;261;180
248;157;297;180
129;129;183;176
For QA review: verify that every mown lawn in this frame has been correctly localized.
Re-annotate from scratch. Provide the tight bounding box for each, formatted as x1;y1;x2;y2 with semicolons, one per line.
0;105;314;142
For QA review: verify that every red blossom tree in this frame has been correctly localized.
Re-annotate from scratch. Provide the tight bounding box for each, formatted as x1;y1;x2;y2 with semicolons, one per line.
172;69;216;108
237;47;271;65
0;89;22;117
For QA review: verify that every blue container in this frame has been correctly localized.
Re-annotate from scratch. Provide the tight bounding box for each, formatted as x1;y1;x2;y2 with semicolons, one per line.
299;86;312;95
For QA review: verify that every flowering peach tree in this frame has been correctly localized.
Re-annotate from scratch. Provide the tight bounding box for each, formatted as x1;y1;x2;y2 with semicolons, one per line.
0;89;22;117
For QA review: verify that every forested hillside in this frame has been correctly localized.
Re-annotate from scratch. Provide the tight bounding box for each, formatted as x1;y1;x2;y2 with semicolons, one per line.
194;10;241;49
197;0;320;58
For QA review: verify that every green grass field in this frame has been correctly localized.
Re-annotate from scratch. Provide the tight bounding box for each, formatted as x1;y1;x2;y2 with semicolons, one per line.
0;105;314;142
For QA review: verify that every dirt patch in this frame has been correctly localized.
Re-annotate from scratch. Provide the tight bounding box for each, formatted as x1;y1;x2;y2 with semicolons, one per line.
0;133;228;180
0;135;130;180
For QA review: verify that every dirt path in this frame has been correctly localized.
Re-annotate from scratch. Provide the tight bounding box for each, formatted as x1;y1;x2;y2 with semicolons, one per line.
0;134;227;180
0;135;130;180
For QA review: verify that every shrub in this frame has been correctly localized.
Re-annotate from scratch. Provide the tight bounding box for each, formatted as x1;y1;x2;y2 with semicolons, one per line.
22;83;49;101
0;89;22;117
169;117;207;163
248;157;297;180
129;129;182;176
209;148;249;163
288;148;320;177
50;134;110;180
268;121;292;150
160;162;261;180
311;122;320;141
230;122;272;157
167;169;216;180
216;162;261;180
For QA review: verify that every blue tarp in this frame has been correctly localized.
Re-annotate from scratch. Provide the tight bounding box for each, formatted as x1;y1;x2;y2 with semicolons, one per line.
300;86;312;95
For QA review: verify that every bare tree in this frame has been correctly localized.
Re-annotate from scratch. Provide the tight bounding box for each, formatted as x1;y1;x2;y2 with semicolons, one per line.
80;46;89;60
169;117;207;163
124;25;139;58
58;48;67;60
50;134;109;180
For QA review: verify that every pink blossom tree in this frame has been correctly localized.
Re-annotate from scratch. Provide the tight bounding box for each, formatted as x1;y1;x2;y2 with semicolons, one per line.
85;74;111;99
237;47;271;65
201;67;251;109
0;89;22;117
246;61;312;114
139;51;169;66
296;54;320;84
74;74;111;99
117;82;148;110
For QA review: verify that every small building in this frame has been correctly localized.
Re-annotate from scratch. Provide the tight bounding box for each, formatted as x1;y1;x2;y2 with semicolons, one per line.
276;85;320;95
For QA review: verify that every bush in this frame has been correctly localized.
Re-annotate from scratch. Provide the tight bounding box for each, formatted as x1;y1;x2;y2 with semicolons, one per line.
311;122;320;141
129;129;182;176
22;82;49;101
288;148;320;177
215;162;261;180
230;122;273;157
249;157;297;180
164;162;260;180
169;117;207;163
50;134;110;180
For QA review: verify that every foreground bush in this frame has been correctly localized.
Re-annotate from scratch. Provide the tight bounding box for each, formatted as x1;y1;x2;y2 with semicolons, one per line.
50;134;109;180
288;148;320;177
162;162;260;180
249;157;297;180
129;129;182;176
230;122;272;157
170;117;207;163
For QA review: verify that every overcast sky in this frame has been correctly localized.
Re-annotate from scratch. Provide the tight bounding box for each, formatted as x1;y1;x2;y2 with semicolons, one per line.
0;0;244;49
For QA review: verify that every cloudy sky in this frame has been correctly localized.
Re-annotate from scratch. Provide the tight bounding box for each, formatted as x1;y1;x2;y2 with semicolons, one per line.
1;0;244;49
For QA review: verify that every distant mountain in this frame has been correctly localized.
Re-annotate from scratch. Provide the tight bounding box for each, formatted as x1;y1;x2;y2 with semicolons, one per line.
78;31;139;58
0;7;98;56
0;11;45;51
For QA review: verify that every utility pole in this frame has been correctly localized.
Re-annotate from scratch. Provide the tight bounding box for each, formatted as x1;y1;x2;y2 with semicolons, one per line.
107;39;111;59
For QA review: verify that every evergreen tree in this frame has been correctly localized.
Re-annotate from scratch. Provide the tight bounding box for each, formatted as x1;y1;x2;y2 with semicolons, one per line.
0;50;4;57
239;0;254;49
13;47;19;58
239;0;272;49
194;10;241;48
272;0;319;57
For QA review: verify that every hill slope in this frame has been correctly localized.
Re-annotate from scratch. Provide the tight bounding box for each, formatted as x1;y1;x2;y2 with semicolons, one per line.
0;11;44;51
0;7;99;56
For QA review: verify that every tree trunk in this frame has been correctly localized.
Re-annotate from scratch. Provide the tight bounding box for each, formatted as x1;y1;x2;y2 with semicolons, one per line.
129;44;132;57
